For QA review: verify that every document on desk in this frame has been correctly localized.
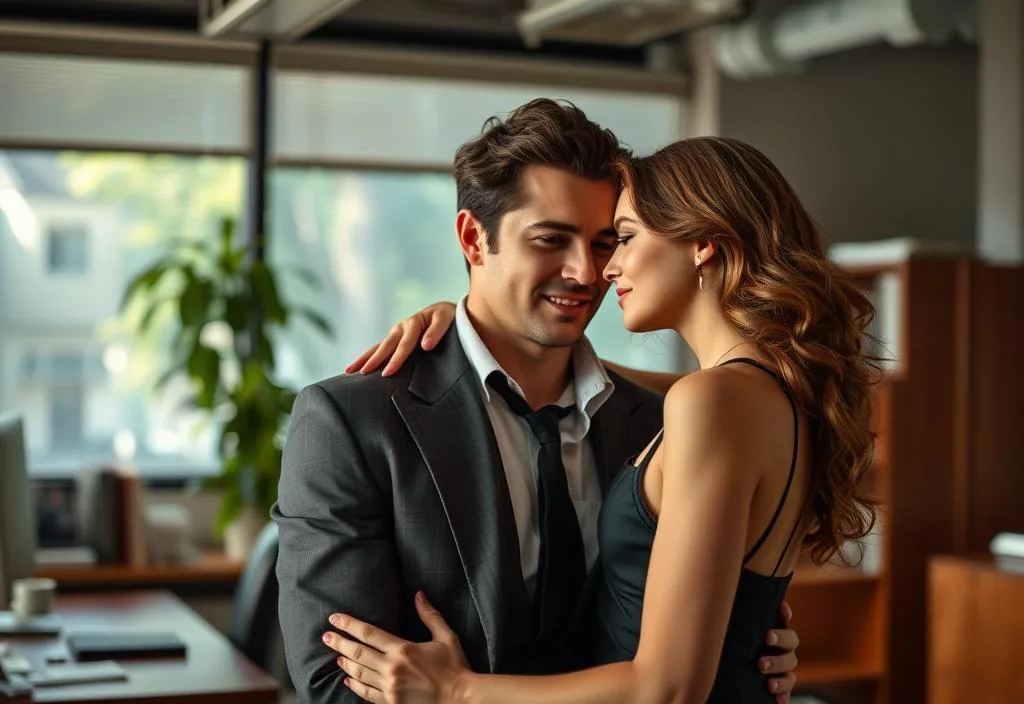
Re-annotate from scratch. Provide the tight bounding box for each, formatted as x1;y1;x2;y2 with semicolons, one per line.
27;661;128;687
0;611;62;636
65;631;187;660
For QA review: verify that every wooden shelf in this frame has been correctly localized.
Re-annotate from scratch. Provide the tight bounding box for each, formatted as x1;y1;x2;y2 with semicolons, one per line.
782;257;1024;703
36;550;244;586
792;564;880;587
797;659;883;687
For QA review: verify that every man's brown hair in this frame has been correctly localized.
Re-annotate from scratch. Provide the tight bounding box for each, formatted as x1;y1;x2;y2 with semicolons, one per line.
453;98;628;254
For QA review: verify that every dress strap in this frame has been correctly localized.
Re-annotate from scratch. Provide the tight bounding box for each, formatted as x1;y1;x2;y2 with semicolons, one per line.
717;359;801;571
634;429;664;470
771;489;813;576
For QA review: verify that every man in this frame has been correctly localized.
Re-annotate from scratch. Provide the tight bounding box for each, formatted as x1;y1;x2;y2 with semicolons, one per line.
272;98;799;703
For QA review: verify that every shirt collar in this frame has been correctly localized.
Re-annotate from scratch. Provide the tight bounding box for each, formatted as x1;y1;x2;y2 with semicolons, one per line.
455;297;614;438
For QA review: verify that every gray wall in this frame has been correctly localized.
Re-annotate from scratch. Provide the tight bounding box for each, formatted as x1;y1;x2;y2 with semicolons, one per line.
719;42;978;246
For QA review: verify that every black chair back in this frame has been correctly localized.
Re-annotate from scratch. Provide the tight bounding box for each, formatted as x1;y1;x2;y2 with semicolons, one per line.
228;521;281;669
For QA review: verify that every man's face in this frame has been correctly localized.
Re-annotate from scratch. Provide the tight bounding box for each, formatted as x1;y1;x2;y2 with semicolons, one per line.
466;165;619;349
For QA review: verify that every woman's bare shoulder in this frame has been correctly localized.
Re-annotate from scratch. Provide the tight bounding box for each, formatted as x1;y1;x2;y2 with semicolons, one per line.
663;365;784;458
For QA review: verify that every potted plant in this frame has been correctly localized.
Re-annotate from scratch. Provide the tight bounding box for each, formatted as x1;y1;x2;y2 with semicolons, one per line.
120;218;332;560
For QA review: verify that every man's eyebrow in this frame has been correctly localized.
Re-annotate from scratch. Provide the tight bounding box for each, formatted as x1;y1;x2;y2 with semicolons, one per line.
526;220;581;233
527;221;617;239
614;215;640;230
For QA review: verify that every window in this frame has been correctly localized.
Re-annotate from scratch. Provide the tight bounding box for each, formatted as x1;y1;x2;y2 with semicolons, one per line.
0;53;686;478
0;150;245;477
47;224;89;274
0;53;247;152
20;352;39;379
0;52;249;477
273;72;681;167
270;169;464;388
49;385;84;452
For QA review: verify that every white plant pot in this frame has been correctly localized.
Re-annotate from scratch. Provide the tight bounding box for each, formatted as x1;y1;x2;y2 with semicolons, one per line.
224;505;267;563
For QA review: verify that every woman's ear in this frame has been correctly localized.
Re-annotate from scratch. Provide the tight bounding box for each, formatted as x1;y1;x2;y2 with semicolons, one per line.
694;239;718;268
456;209;487;267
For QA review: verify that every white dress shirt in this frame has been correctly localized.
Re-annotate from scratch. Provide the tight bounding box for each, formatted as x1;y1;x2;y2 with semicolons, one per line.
455;297;614;597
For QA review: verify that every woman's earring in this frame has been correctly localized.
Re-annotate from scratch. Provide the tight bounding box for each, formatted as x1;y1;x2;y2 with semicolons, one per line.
696;256;704;293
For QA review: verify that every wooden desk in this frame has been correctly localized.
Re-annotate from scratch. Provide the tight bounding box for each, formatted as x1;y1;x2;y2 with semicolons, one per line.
36;551;244;589
928;555;1024;704
5;591;278;704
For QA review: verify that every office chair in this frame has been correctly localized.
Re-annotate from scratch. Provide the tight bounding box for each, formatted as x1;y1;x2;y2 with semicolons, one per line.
228;521;293;692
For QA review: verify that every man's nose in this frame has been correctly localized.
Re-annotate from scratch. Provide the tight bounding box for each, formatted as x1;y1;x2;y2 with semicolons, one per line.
563;243;597;285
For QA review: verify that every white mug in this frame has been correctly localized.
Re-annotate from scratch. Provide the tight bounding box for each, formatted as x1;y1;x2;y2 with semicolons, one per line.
11;577;56;620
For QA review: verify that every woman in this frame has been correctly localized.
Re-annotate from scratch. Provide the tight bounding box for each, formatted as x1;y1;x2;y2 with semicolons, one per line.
323;137;878;703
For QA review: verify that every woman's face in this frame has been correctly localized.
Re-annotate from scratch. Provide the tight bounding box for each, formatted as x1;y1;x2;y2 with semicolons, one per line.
603;189;697;333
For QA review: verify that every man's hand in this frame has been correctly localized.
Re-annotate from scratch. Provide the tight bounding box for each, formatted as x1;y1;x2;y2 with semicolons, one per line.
760;600;799;703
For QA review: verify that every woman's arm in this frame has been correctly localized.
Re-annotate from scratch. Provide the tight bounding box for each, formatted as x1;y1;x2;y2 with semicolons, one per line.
600;359;685;397
345;302;456;376
328;373;761;704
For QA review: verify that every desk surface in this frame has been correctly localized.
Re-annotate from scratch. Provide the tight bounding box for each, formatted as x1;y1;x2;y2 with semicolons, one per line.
36;551;245;588
5;590;279;704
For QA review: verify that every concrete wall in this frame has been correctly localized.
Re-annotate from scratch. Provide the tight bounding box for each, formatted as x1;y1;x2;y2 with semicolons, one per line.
719;42;978;247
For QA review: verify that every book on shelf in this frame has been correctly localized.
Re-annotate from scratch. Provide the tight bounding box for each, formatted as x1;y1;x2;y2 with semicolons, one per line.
991;532;1024;573
990;532;1024;559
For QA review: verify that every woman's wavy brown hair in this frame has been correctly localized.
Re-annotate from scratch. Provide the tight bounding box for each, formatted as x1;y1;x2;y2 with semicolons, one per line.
616;137;879;565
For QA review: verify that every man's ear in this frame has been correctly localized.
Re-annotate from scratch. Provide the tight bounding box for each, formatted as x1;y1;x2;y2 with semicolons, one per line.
457;209;488;267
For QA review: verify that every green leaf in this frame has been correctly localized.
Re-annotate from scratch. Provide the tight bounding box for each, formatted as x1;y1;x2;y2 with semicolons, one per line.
171;327;201;366
200;472;230;492
238;361;266;401
250;330;274;368
179;275;213;330
164;238;210;257
296;307;333;336
218;218;235;262
224;293;249;333
250;261;287;324
120;261;172;311
153;363;183;391
136;296;172;334
187;344;220;408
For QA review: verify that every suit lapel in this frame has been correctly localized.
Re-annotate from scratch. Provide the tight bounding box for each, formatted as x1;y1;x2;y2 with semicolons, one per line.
591;373;666;495
392;330;531;671
590;390;639;494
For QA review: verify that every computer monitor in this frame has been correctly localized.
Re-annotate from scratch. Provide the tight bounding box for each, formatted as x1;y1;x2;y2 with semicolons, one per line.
0;412;35;610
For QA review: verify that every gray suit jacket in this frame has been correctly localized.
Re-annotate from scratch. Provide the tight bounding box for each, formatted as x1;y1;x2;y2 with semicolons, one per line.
272;327;662;703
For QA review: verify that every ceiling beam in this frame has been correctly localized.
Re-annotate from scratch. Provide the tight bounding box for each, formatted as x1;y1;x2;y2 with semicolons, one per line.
198;0;365;40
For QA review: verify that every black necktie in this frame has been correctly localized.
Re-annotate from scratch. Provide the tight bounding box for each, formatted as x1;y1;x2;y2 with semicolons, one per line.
486;371;587;647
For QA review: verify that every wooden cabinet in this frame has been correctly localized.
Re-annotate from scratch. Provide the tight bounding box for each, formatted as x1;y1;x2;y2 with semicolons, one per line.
928;555;1024;704
787;257;1024;704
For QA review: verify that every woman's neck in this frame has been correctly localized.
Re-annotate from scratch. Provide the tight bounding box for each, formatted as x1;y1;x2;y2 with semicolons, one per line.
676;302;753;370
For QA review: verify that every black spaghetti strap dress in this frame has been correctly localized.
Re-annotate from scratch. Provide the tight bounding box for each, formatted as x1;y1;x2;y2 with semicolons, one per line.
590;359;803;703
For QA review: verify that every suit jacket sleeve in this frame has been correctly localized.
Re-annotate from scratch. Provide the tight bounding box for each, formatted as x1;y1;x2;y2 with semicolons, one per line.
272;382;401;703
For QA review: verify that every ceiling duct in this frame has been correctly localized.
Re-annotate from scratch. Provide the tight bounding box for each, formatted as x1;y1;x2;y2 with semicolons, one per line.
517;0;748;47
714;0;977;79
199;0;366;40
